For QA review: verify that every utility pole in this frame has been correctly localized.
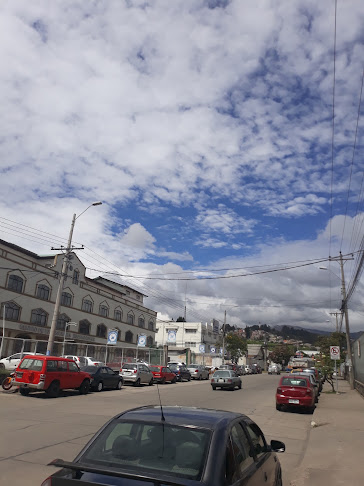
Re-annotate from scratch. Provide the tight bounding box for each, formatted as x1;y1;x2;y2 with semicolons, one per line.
222;310;226;365
329;312;341;333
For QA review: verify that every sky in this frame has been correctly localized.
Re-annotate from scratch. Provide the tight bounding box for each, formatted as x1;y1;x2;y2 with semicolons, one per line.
0;0;363;333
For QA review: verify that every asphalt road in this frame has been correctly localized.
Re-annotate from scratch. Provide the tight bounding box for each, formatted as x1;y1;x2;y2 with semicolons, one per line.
0;374;314;485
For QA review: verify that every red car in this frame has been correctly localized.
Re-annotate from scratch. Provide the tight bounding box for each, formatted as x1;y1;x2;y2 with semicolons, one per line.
149;365;177;384
276;375;315;413
12;355;92;398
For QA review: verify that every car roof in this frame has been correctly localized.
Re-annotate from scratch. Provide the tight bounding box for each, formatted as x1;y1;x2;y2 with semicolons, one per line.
20;355;74;362
115;406;249;430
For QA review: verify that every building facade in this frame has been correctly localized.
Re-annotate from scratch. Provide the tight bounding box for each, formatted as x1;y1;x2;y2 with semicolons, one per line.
0;239;157;360
155;320;220;353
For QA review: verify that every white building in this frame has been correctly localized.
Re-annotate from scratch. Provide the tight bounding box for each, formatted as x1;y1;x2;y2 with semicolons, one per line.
0;238;157;360
155;320;220;354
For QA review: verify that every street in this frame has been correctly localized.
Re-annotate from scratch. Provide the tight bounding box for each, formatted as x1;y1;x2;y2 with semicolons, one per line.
0;374;313;485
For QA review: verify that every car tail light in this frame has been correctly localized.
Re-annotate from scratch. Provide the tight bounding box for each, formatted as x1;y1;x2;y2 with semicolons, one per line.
195;369;199;372
134;369;137;373
41;477;52;486
211;378;215;383
40;374;46;382
227;379;232;383
306;388;313;396
277;387;282;394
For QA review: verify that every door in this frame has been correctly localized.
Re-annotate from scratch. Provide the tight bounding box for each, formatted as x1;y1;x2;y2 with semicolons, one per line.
243;422;276;486
104;367;118;388
226;422;259;485
68;360;82;388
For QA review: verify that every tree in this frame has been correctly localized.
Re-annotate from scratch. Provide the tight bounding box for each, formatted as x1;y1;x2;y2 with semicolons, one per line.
315;332;346;391
226;334;247;364
269;344;294;366
176;317;185;322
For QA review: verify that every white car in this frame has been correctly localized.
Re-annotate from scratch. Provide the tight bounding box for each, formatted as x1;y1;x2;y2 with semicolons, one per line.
119;362;154;386
0;352;44;371
63;356;103;367
187;364;209;380
244;365;252;374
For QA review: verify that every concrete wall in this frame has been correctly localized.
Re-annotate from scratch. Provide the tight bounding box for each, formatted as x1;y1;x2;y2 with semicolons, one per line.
353;333;364;396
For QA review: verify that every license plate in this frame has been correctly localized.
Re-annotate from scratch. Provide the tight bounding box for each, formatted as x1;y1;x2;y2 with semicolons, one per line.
219;379;225;383
289;399;299;404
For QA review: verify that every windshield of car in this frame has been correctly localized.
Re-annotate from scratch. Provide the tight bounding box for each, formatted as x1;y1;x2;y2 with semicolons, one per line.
18;358;43;371
81;420;210;481
121;364;137;370
168;364;179;370
281;378;308;387
82;366;99;373
213;371;231;378
148;366;161;372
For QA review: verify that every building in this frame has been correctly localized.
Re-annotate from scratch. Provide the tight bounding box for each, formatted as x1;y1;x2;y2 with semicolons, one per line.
0;239;157;360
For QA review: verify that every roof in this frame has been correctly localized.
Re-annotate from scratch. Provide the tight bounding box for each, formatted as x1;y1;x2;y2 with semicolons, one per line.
0;238;54;259
116;405;247;429
92;276;147;297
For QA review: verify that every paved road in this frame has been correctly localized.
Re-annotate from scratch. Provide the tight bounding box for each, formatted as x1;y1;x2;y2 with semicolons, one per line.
0;374;314;485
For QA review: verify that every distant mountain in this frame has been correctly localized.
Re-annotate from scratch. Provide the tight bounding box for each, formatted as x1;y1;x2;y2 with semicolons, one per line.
270;325;363;341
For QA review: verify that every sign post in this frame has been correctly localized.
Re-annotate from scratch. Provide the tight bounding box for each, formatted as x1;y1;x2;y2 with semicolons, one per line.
330;346;340;393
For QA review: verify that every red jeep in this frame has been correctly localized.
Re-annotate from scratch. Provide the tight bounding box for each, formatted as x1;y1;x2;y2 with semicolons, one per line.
12;355;92;398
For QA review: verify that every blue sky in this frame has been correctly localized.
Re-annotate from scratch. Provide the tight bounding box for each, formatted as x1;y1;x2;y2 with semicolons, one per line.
0;0;363;331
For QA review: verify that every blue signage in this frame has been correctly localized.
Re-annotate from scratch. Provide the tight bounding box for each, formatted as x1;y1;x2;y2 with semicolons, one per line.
138;334;147;347
107;330;118;345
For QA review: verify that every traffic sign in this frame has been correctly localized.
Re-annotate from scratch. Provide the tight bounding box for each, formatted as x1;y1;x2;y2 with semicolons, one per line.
330;346;340;360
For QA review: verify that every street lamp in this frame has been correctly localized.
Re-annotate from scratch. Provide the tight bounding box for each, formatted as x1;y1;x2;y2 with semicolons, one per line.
319;252;355;389
62;322;77;356
47;202;103;355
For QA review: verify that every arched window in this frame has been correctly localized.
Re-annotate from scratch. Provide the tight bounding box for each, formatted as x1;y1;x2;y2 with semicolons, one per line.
82;298;93;313
31;309;48;327
114;308;122;322
7;275;24;293
148;320;154;331
99;304;109;318
79;320;91;335
147;336;153;347
125;330;133;343
37;284;50;301
96;324;107;338
61;292;72;307
57;313;70;330
2;302;20;321
127;312;134;325
72;269;79;285
138;317;145;328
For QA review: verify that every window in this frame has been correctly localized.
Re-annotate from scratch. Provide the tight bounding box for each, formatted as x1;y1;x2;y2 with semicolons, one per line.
185;341;196;348
147;336;153;347
127;312;134;325
73;269;79;285
58;361;68;372
97;324;107;338
37;284;50;300
148;320;154;331
79;320;91;335
136;294;140;300
230;424;254;476
57;314;70;331
125;330;133;343
69;361;79;372
7;275;24;293
185;329;197;334
2;302;20;321
46;360;58;371
61;292;72;307
244;423;266;459
99;305;109;318
30;309;48;327
82;299;93;313
138;317;145;328
114;309;122;321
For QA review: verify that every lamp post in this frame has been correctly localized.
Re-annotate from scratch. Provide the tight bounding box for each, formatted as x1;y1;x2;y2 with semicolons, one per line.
319;252;354;389
47;202;102;355
62;322;77;356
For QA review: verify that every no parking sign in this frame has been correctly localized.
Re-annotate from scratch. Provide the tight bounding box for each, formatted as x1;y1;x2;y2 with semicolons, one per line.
330;346;340;360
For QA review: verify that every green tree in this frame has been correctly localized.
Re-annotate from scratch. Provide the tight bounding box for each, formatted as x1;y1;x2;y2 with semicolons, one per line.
315;332;346;391
176;317;185;322
269;344;294;366
226;334;247;364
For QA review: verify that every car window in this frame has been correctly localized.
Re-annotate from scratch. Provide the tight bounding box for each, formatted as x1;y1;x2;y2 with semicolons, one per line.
281;378;308;387
82;421;210;481
100;368;109;375
11;354;22;360
122;364;137;370
58;361;68;372
165;367;172;372
149;366;160;372
68;361;79;372
78;357;87;366
19;358;44;371
230;423;254;476
46;360;58;372
244;423;266;459
107;368;116;375
213;371;231;378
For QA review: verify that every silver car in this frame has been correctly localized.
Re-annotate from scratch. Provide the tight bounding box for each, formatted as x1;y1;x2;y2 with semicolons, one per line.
268;364;281;375
187;364;209;380
119;362;154;386
211;370;242;391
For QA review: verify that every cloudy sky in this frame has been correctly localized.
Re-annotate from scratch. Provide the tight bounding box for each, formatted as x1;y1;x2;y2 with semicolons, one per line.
1;0;363;332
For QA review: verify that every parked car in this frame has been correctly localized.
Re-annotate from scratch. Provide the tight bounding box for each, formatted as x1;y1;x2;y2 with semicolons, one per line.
64;356;103;367
291;370;320;400
268;364;281;375
235;365;246;376
0;352;44;371
251;364;262;374
211;370;242;391
244;365;253;374
149;365;177;384
119;362;154;386
81;366;123;392
168;363;191;382
276;375;315;413
187;364;209;380
12;355;92;397
42;405;285;486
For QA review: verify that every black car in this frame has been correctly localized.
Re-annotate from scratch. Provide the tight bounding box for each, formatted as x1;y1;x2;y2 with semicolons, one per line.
168;363;191;382
42;405;285;486
81;366;123;392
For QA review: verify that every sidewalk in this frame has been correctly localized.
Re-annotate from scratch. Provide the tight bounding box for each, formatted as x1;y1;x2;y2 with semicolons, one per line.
292;378;364;486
